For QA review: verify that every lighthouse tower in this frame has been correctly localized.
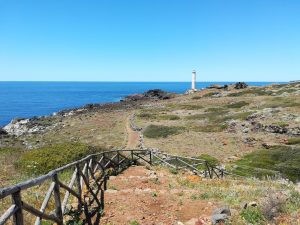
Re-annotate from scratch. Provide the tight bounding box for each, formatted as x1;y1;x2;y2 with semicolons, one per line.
191;70;197;90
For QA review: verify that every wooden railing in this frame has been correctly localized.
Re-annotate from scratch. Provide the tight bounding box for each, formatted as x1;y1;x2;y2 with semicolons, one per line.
0;149;234;225
152;151;227;178
0;150;152;225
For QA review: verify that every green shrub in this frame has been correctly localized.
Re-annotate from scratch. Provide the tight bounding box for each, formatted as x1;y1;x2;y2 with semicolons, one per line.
137;112;156;120
160;115;180;120
192;124;228;133
232;146;300;182
287;138;300;145
240;207;265;224
169;168;178;174
16;143;103;175
228;88;273;97
226;101;249;108
203;92;216;97
272;121;289;127
197;154;219;166
143;125;183;138
178;104;204;110
191;96;202;99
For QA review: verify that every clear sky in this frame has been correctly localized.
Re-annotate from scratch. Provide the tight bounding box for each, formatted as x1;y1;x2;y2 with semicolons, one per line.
0;0;299;81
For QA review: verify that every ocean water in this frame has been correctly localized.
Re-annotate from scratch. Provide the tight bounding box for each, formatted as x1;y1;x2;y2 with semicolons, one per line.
0;81;285;127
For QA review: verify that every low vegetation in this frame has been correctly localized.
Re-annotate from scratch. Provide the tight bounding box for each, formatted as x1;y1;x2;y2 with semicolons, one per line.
226;101;249;108
16;143;104;175
287;138;300;145
231;146;300;182
143;125;183;138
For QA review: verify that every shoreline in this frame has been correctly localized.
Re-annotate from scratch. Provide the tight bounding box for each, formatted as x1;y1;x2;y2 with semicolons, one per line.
0;81;290;129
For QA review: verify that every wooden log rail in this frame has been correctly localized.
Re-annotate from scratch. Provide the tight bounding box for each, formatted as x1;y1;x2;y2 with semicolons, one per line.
151;151;227;179
0;149;237;225
0;150;152;225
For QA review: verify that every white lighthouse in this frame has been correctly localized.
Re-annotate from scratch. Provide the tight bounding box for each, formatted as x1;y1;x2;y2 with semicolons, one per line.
191;70;197;90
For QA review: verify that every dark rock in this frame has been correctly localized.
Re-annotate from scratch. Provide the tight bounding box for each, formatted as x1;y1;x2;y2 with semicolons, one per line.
124;89;173;102
264;125;288;134
208;84;228;90
234;82;248;89
0;128;7;135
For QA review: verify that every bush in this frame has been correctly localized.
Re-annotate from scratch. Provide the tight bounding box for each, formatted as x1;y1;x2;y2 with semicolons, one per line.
240;207;265;224
16;143;104;175
143;125;183;138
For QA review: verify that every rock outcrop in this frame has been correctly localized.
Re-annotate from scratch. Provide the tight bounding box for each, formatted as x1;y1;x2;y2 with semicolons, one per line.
234;82;248;89
123;89;173;102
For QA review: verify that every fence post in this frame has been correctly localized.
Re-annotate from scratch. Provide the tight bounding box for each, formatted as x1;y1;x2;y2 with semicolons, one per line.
75;164;82;212
53;174;63;225
12;191;24;225
149;151;152;165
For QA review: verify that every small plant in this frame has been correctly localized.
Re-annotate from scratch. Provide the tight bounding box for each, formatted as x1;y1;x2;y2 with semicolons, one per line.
240;207;265;224
129;220;140;225
151;192;158;197
169;168;178;174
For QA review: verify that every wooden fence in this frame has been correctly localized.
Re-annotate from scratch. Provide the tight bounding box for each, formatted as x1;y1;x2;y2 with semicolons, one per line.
0;149;230;225
0;150;152;225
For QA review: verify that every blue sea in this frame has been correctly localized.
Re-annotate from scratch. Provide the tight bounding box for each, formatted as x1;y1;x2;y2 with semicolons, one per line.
0;82;285;127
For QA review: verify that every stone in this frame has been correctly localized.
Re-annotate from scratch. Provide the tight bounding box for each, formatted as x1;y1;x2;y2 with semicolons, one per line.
211;214;228;225
212;206;231;216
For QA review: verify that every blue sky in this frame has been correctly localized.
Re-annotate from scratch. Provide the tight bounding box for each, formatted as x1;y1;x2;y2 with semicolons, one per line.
0;0;299;81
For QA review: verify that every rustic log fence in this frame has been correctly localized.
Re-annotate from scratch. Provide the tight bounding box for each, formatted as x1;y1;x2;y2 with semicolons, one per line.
0;149;231;225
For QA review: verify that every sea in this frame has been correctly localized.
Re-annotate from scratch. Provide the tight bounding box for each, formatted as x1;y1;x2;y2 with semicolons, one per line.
0;81;286;127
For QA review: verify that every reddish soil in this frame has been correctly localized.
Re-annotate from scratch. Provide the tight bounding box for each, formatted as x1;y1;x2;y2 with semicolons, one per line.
99;166;219;225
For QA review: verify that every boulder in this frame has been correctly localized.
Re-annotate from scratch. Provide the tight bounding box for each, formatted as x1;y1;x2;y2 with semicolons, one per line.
211;206;231;225
234;82;248;89
212;206;231;216
211;214;228;225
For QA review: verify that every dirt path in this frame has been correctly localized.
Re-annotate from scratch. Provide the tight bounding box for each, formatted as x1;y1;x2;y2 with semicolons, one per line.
100;166;218;225
125;114;140;149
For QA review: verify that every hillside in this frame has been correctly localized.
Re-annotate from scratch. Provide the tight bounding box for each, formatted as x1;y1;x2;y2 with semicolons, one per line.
0;82;300;224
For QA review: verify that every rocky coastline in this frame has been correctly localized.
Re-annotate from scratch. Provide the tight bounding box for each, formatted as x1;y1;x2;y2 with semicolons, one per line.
2;89;174;137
